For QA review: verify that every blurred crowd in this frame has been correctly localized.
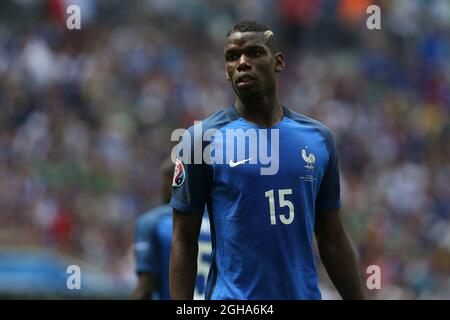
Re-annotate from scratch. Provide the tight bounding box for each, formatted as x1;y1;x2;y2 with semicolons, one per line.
0;0;449;299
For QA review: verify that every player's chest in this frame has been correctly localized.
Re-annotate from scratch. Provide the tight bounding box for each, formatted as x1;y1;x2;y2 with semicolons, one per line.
210;135;329;187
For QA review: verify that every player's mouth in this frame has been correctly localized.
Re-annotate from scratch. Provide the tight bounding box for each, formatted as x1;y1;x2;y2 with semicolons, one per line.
236;73;256;88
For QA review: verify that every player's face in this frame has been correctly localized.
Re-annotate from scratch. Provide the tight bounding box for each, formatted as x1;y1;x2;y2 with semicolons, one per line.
224;32;283;98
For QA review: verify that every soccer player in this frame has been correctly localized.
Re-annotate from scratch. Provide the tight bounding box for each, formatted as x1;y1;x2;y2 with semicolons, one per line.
131;159;211;300
169;20;365;300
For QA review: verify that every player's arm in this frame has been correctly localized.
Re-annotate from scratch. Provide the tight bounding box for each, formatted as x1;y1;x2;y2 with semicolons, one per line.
315;208;366;299
170;208;203;300
131;273;155;300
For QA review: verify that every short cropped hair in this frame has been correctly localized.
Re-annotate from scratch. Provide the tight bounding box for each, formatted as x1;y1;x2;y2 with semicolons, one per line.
226;20;279;54
226;20;271;37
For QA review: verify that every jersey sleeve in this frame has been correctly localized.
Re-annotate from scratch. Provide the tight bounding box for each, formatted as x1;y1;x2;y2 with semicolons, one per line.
170;124;212;215
315;128;342;214
134;215;159;274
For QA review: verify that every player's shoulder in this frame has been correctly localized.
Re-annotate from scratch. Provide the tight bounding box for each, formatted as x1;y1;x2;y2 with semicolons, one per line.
285;106;336;148
136;204;172;229
185;105;239;135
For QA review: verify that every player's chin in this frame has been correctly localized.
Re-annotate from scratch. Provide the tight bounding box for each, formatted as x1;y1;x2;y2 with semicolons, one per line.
234;83;260;96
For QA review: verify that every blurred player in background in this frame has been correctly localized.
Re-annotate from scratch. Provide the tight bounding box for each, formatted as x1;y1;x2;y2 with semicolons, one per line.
131;159;211;300
170;20;365;300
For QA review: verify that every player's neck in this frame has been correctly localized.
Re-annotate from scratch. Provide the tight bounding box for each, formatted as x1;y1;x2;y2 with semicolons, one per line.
235;95;283;128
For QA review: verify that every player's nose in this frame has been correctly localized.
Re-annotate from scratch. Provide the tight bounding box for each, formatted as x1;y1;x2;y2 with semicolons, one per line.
237;54;251;72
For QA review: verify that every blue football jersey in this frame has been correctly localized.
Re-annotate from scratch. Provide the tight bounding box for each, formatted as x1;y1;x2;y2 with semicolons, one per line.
170;104;341;300
134;205;212;300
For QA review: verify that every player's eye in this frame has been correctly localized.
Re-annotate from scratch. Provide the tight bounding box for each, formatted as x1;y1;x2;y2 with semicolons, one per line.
248;49;263;57
225;52;239;61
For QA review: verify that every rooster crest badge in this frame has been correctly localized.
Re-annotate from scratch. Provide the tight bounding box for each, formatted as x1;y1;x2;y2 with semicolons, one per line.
301;148;315;170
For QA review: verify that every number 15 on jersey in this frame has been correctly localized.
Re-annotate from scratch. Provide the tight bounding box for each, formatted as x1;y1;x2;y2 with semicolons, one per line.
264;189;295;225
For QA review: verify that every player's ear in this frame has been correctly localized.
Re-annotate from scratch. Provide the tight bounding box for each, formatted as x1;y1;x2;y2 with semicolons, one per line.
226;72;231;81
274;52;285;73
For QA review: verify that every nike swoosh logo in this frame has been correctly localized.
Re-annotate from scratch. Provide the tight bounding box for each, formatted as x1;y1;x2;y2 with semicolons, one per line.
229;158;252;167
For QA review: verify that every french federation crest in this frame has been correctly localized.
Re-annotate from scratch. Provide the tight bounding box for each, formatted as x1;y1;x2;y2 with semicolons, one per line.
301;148;315;170
172;159;185;187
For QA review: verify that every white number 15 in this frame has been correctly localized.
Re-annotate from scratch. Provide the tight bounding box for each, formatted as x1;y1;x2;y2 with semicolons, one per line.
264;188;295;225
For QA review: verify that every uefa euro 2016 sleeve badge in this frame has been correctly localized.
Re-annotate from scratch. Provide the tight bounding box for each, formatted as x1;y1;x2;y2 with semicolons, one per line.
172;159;186;187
